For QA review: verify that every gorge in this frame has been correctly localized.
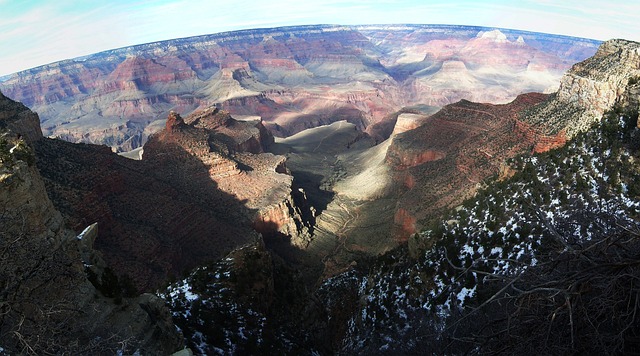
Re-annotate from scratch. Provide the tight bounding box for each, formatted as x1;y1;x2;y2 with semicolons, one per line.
2;24;639;354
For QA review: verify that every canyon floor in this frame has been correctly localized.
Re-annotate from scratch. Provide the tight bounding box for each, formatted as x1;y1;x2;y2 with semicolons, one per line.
271;121;399;282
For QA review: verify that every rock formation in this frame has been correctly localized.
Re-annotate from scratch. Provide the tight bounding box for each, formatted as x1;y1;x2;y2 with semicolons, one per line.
145;108;312;246
0;91;42;142
522;39;640;137
0;25;600;151
34;106;311;292
0;92;183;354
270;93;560;277
387;39;640;240
387;93;553;240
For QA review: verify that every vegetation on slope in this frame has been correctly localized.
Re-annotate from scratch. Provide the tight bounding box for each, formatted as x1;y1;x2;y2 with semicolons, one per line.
340;104;640;354
162;104;640;354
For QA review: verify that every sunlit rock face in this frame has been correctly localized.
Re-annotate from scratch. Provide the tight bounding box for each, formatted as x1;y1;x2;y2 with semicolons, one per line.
386;38;640;240
0;25;599;151
387;93;553;240
521;39;640;138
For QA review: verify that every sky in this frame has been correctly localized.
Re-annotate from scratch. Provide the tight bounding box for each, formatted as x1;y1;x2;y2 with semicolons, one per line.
1;0;639;77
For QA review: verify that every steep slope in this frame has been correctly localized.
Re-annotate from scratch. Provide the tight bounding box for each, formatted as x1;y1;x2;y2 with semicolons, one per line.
0;25;599;151
0;92;182;355
337;102;640;354
388;39;640;241
270;94;555;280
35;107;309;291
388;92;556;240
144;108;313;246
522;39;640;136
159;38;640;355
328;38;640;354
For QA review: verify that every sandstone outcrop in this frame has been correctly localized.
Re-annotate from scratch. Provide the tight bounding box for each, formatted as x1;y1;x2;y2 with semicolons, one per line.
523;39;640;137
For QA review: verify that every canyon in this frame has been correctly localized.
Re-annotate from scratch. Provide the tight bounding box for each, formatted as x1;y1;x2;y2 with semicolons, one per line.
0;25;599;152
0;25;602;281
35;106;316;291
4;23;640;354
0;92;182;354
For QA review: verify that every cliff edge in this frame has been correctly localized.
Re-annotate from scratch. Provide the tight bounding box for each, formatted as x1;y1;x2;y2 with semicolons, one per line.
0;92;183;354
522;39;640;137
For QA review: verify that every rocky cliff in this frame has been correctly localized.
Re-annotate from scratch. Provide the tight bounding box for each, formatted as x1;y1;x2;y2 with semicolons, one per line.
0;91;42;143
0;25;600;151
0;93;183;355
387;93;553;240
522;39;640;137
385;37;640;240
34;105;311;293
145;108;312;247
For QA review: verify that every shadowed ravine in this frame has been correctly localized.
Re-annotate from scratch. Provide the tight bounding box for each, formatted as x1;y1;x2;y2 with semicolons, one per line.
272;120;399;281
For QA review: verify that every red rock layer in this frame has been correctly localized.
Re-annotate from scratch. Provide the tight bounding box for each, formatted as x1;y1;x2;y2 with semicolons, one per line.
386;146;446;170
33;107;309;290
0;25;598;151
514;119;567;153
392;208;418;242
388;93;552;240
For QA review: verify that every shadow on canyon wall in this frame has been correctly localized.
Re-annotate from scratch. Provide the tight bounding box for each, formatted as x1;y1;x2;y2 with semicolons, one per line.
34;138;259;291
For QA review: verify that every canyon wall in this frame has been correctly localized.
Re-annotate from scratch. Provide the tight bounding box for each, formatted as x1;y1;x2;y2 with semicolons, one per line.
387;39;640;241
0;25;600;151
523;39;640;136
0;93;182;354
387;93;553;240
33;105;313;292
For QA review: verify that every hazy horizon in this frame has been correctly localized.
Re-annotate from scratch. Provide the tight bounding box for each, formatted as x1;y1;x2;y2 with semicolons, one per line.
1;0;638;77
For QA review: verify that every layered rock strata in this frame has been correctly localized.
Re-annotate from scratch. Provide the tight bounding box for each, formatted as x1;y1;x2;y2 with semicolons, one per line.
523;39;640;136
145;109;312;247
388;93;553;240
0;25;600;151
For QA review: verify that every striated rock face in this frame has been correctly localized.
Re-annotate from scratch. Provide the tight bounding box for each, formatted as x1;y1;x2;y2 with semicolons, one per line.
184;106;275;153
0;25;599;151
514;118;567;153
523;39;640;137
390;113;428;136
270;92;555;274
145;109;312;247
386;145;446;170
388;93;551;240
0;97;183;354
